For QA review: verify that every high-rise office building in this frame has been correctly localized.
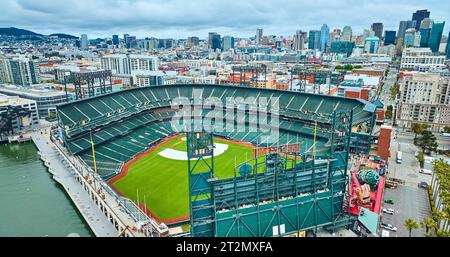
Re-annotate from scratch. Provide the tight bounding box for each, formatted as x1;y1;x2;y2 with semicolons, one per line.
364;37;380;54
320;24;329;52
256;28;263;44
187;36;199;47
419;28;431;47
222;36;235;51
328;29;341;48
210;33;222;51
428;21;445;53
126;36;137;49
308;30;321;50
412;9;430;31
80;34;88;49
398;20;414;39
371;22;383;39
384;30;396;45
112;35;119;46
420;18;433;29
404;28;416;47
341;26;352;41
293;30;307;51
446;31;450;59
413;31;422;47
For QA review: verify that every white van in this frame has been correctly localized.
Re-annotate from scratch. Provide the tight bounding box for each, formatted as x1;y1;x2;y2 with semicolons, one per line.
396;151;402;164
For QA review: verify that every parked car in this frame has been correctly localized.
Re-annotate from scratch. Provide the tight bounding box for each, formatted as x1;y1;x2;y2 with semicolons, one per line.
381;223;398;232
382;208;395;215
420;169;432;175
418;182;429;189
384;199;395;205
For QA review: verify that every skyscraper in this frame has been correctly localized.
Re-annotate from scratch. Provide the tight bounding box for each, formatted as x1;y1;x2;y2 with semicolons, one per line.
446;31;450;59
404;28;416;47
80;34;88;49
428;21;445;53
112;35;119;46
256;28;263;44
187;37;199;47
222;36;235;51
420;18;433;29
398;20;414;39
341;26;352;41
308;30;321;50
371;22;383;39
320;24;329;52
384;31;396;45
208;32;217;45
412;9;430;31
364;37;380;54
293;30;307;51
328;28;341;48
419;28;431;47
210;33;222;51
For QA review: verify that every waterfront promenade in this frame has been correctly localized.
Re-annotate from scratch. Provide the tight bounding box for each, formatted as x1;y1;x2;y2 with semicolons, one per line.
31;130;117;237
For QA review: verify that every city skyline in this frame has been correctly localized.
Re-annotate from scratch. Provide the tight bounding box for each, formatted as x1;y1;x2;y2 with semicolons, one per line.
1;0;449;39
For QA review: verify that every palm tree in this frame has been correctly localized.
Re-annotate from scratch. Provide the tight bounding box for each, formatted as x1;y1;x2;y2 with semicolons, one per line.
436;230;450;237
421;217;437;234
404;218;420;237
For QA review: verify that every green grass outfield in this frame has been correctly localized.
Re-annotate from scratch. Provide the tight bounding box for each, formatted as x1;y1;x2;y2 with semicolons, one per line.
112;136;256;221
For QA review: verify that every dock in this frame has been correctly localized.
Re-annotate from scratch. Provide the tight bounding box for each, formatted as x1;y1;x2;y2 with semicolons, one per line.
31;131;118;237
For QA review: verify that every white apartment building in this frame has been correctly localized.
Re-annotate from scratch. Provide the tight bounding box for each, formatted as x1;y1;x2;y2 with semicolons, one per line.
101;54;160;86
400;48;446;72
397;72;450;132
0;57;38;86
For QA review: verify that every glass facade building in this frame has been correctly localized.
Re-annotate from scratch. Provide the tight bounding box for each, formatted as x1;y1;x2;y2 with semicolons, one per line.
428;22;445;53
308;30;321;50
384;30;396;45
330;41;355;57
320;24;329;52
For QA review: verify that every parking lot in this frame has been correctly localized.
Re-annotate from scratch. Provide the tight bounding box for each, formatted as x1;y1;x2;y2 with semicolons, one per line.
382;185;431;237
380;135;432;237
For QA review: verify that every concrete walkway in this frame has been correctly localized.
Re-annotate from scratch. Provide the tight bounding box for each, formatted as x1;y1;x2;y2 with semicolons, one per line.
31;131;117;237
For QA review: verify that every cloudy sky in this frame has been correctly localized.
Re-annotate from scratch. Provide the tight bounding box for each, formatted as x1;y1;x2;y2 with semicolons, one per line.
0;0;448;39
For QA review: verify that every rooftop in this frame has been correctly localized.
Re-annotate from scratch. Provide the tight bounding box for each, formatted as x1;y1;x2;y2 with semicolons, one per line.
0;84;67;98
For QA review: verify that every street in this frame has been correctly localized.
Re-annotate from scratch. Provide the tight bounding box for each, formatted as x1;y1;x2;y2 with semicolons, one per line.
378;67;398;108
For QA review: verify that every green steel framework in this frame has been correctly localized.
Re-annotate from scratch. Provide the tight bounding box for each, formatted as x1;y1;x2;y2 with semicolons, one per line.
187;110;353;237
186;131;216;237
231;64;267;88
289;66;344;95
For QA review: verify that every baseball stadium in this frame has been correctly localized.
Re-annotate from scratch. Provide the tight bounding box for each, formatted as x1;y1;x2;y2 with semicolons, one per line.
56;84;376;237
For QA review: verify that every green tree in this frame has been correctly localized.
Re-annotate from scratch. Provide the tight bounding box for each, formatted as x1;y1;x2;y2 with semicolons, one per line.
444;126;450;133
415;130;438;154
343;64;353;70
390;84;399;99
47;112;57;120
436;230;450;237
411;123;429;139
421;217;437;233
385;105;393;119
417;152;425;168
404;218;420;237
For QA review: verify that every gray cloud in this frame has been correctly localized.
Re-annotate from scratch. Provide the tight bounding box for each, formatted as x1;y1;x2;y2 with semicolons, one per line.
0;0;448;38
